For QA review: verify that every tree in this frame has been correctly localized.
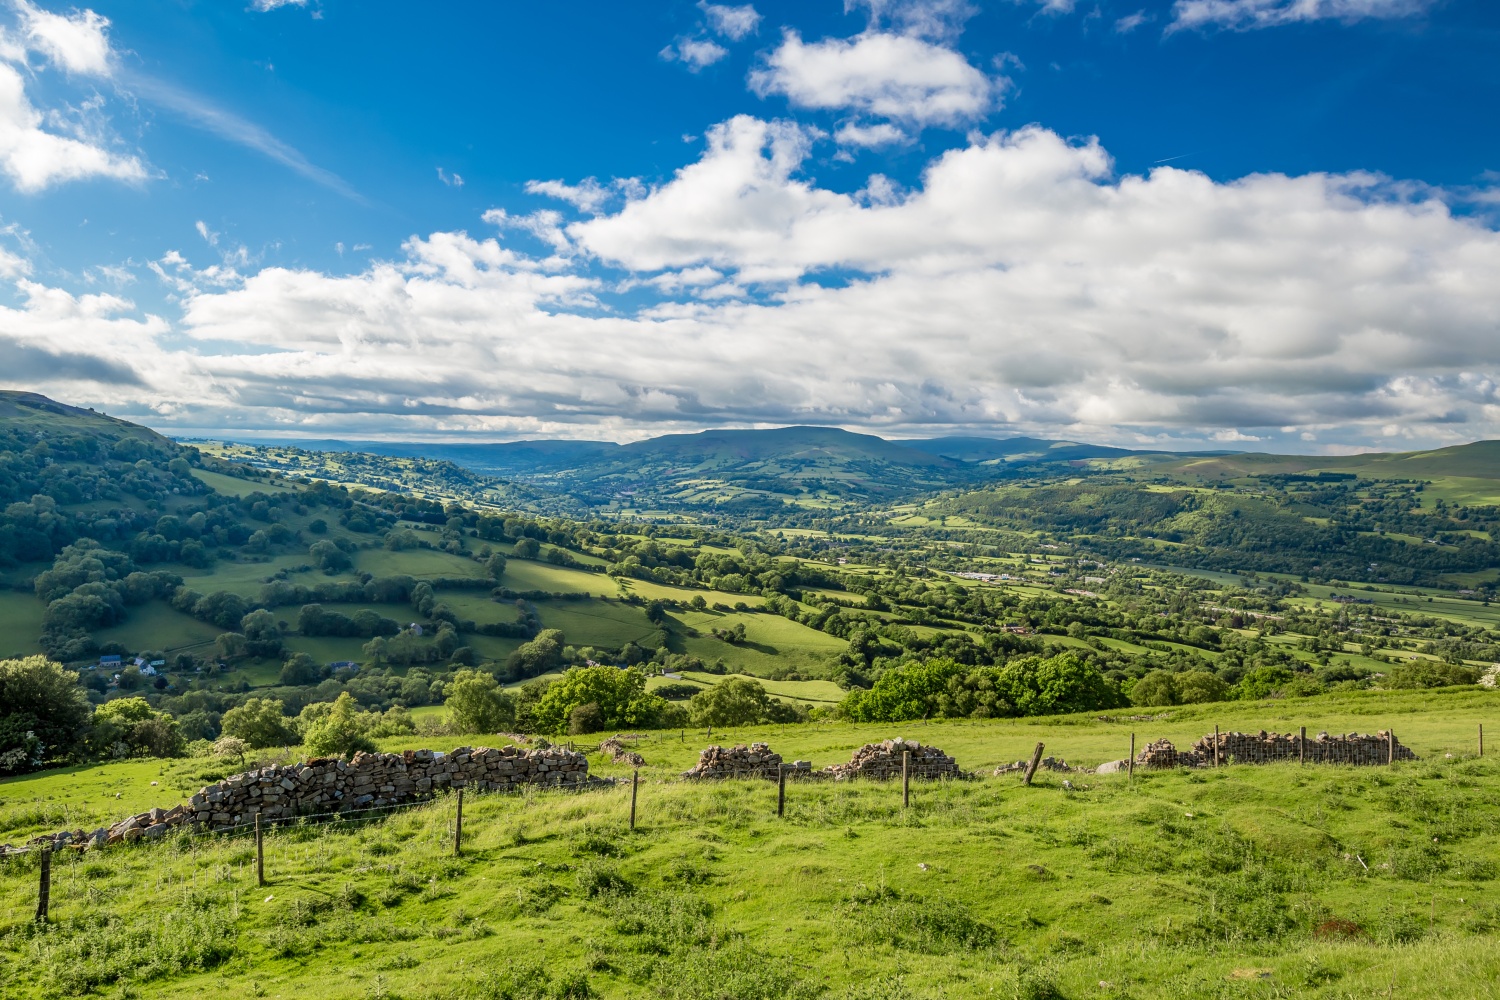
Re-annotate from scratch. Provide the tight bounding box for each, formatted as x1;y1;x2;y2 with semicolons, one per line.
528;666;683;734
279;652;323;686
309;539;352;574
568;701;605;735
303;693;377;759
92;697;183;758
841;659;967;723
505;629;565;679
485;551;508;581
444;669;516;734
1174;671;1230;704
688;677;774;727
1129;670;1177;707
1234;666;1296;700
213;735;248;767
995;654;1123;717
220;697;297;748
0;656;93;770
512;537;540;559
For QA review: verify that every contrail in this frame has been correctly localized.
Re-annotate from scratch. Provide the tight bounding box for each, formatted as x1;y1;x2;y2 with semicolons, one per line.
121;70;365;203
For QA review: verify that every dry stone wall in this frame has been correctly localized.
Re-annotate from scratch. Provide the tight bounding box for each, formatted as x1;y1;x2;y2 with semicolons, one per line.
824;738;959;781
682;743;811;779
8;745;596;854
1133;730;1417;770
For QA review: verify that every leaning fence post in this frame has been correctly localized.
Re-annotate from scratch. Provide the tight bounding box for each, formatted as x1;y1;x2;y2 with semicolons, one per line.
629;769;639;831
454;788;464;856
1022;742;1045;786
777;763;786;818
902;751;911;809
35;845;51;922
1300;726;1307;765
1128;732;1136;783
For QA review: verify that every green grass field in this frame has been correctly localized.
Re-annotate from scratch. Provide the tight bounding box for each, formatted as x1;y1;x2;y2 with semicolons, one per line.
675;610;846;676
93;602;223;654
537;600;659;649
3;692;1500;998
357;548;489;580
645;670;848;707
501;560;619;597
0;594;44;658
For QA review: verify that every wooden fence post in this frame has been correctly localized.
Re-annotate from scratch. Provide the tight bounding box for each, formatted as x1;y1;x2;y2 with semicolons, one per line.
1388;729;1395;766
1214;725;1220;768
629;769;639;831
1022;742;1045;786
454;788;464;856
255;813;265;887
777;763;786;818
1128;732;1135;783
902;751;911;809
1480;723;1484;757
35;845;50;922
1300;726;1307;765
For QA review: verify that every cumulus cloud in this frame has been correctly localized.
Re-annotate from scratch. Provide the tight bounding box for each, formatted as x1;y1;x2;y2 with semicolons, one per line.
14;0;112;76
2;116;1478;448
750;30;999;127
700;2;761;40
851;0;978;42
660;36;729;71
1170;0;1436;31
0;62;145;190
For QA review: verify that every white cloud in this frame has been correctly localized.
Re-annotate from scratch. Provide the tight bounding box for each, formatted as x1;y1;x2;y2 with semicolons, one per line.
437;166;464;187
0;62;145;191
15;0;113;76
851;0;978;42
750;30;999;127
834;121;906;148
1114;9;1150;31
1170;0;1435;31
251;0;308;10
195;220;218;246
526;177;612;214
660;36;729;71
15;115;1500;449
700;2;761;40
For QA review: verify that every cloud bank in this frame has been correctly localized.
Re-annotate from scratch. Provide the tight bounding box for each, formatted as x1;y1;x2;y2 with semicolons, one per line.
3;116;1498;450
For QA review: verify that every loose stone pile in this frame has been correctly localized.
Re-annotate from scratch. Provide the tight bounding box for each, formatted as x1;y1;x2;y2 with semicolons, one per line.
994;755;1086;776
823;738;959;781
599;737;646;767
4;745;597;854
1126;730;1417;770
682;742;810;779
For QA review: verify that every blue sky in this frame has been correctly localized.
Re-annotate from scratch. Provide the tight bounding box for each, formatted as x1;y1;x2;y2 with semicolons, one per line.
1;0;1498;451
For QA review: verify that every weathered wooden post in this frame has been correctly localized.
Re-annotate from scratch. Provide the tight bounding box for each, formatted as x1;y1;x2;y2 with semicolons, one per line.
629;769;639;831
35;845;51;922
1128;732;1136;783
1300;726;1307;765
1388;729;1396;766
255;813;265;887
777;763;786;817
454;788;464;856
1214;725;1220;767
902;751;911;809
1480;723;1484;757
1022;742;1046;786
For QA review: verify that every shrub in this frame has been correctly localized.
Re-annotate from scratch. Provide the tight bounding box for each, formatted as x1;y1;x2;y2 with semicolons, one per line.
302;693;378;759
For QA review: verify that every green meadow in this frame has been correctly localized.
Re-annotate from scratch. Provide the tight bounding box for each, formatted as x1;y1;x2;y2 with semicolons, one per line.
3;692;1500;999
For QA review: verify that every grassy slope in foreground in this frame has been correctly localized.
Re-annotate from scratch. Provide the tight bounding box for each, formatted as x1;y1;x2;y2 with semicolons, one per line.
2;692;1500;999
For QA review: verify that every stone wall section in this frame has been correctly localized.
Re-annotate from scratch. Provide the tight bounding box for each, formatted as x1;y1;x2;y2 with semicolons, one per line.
823;738;959;781
1134;730;1417;770
11;745;596;853
682;742;811;779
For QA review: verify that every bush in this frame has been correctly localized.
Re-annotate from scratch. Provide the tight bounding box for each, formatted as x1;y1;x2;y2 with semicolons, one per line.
1384;661;1481;689
569;701;606;735
220;697;297;748
302;693;378;759
444;670;516;735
